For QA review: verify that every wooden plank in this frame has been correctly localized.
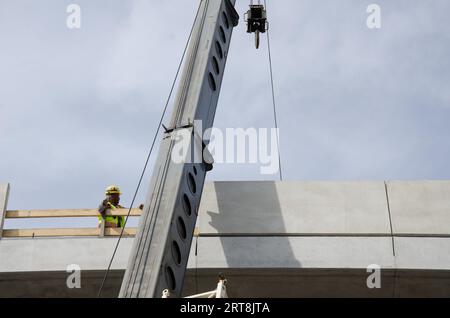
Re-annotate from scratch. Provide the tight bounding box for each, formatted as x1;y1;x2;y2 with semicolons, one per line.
2;227;138;238
3;228;99;237
5;208;142;218
99;218;106;238
105;228;137;236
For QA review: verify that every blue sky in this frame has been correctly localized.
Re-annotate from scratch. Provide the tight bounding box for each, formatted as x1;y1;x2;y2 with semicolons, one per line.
1;0;449;221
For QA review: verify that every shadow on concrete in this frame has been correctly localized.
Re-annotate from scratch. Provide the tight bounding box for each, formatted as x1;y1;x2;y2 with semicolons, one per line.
206;181;302;268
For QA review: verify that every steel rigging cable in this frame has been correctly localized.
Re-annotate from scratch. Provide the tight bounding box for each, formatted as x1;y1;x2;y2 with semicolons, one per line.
97;2;202;298
264;0;283;181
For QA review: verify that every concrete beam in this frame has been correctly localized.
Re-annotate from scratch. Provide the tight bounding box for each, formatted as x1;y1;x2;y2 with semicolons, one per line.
188;236;395;270
0;184;10;239
0;236;396;273
198;181;391;235
120;0;239;298
387;181;450;235
0;237;133;273
394;237;450;270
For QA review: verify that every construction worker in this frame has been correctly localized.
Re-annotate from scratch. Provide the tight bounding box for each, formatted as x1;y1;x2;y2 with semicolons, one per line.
98;185;125;228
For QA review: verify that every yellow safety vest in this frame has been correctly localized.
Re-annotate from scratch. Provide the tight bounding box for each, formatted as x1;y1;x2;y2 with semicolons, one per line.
98;202;124;227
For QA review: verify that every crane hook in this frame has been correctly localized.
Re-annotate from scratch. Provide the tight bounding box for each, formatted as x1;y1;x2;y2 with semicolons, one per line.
245;1;268;49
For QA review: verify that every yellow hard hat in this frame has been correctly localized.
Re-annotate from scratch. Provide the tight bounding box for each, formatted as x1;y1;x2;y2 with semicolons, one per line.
105;185;121;195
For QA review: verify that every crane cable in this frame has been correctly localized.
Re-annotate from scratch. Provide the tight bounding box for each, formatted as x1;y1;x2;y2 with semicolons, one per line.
97;2;202;298
98;0;282;296
264;0;283;181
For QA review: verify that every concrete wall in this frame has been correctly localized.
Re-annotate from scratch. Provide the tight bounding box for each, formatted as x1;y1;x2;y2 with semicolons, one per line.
1;181;450;297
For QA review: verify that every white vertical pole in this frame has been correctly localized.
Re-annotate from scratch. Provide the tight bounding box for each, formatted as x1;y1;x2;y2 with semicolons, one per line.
0;183;11;239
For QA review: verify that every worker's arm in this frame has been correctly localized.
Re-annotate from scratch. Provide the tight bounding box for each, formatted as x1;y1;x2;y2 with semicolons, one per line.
98;199;109;217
